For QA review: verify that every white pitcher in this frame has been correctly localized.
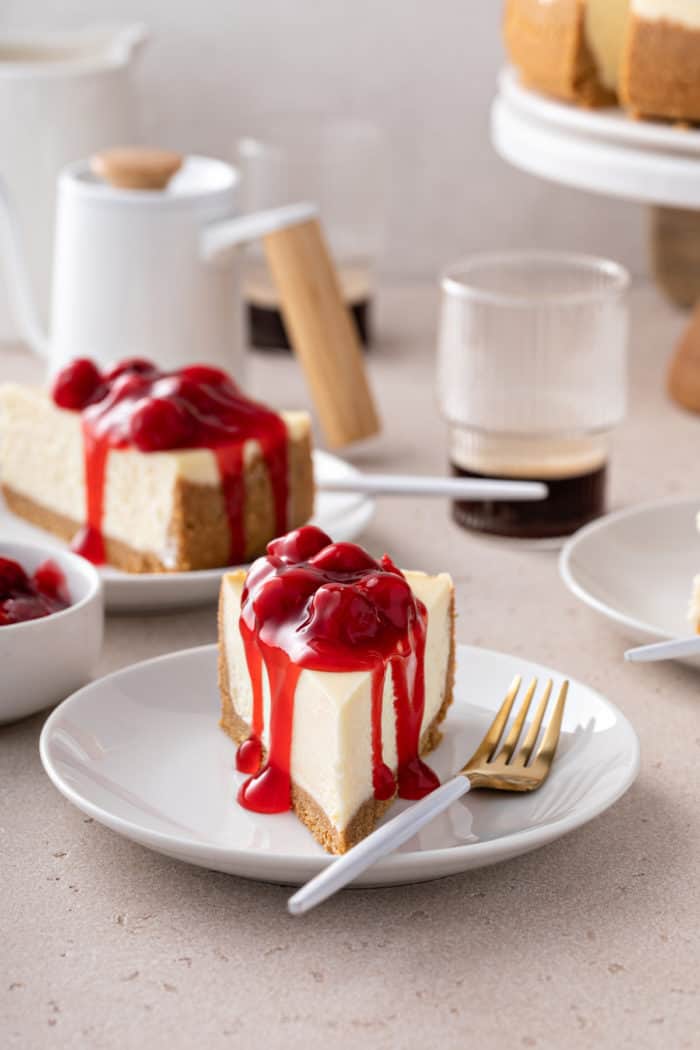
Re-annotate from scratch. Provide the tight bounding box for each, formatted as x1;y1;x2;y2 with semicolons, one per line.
0;23;148;343
0;150;317;379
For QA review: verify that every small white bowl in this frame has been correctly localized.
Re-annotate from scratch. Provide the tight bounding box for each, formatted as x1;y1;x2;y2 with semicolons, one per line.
0;540;103;723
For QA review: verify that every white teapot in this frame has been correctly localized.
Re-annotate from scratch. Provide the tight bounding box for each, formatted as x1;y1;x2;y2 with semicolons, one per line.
0;147;316;379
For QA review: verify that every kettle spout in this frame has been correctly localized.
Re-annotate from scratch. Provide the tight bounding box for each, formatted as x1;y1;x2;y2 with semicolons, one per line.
0;178;49;359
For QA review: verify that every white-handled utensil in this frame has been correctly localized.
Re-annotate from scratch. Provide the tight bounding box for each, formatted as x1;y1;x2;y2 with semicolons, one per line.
288;676;567;915
624;636;700;663
317;473;548;501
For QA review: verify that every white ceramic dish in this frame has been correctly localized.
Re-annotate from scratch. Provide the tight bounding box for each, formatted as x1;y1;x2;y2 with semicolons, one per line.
0;449;375;613
0;540;103;723
39;643;639;887
560;498;700;663
492;73;700;210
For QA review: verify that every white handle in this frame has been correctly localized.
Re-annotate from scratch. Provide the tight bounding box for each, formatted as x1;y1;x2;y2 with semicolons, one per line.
0;178;48;358
288;776;471;915
201;202;318;264
624;636;700;663
317;473;548;501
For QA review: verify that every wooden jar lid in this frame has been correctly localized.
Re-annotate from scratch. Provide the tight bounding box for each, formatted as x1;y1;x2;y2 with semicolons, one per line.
90;147;183;190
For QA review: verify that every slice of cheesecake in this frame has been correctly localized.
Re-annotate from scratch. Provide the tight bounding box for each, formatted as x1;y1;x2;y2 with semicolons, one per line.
0;359;314;573
621;1;700;122
503;0;618;107
218;526;456;854
505;0;700;124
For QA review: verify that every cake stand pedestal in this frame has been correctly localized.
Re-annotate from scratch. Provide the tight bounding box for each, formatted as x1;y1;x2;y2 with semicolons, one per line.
490;68;700;308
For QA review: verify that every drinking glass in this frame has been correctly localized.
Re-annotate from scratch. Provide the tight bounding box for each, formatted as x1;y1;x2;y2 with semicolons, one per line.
238;118;387;350
436;252;629;541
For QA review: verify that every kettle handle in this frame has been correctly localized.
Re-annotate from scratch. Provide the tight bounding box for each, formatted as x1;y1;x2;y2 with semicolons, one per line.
0;178;49;358
202;203;381;448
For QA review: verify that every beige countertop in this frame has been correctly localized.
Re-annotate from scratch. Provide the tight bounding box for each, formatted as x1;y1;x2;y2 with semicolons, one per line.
2;284;699;1050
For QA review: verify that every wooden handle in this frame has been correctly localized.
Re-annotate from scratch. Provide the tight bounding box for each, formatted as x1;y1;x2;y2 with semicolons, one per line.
668;302;700;413
262;218;381;448
90;147;183;191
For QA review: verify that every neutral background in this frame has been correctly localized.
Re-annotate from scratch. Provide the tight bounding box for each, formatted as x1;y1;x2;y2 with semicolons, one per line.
4;0;647;279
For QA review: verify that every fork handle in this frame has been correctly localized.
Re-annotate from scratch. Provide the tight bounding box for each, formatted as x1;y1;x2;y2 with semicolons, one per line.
287;776;471;915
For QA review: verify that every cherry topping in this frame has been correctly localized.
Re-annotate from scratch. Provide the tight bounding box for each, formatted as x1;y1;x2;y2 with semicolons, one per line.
305;582;381;645
0;557;29;599
103;357;158;382
52;359;103;410
179;364;237;390
308;541;379;574
358;572;415;631
267;525;332;564
129;397;195;451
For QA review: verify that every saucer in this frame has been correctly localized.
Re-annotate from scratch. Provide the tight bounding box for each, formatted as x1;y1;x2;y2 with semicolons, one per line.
40;643;639;887
560;498;700;663
0;450;374;613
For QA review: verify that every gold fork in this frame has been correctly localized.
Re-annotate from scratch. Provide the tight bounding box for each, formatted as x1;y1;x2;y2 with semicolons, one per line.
288;675;568;914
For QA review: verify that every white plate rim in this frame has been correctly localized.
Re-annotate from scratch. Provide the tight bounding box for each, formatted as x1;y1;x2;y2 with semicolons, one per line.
559;496;699;643
39;643;640;880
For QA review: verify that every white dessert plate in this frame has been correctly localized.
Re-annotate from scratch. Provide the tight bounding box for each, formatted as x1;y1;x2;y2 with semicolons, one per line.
39;643;639;888
560;498;700;664
0;450;374;613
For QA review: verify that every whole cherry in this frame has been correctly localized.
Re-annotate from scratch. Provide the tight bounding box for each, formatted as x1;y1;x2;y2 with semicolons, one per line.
129;396;195;451
103;358;158;383
52;358;103;410
0;556;30;599
267;526;332;565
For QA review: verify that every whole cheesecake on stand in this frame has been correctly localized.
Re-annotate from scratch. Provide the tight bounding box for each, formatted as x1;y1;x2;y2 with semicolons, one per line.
504;0;700;123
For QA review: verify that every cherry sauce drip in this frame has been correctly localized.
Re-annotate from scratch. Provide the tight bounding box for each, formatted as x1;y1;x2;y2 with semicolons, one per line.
235;525;440;814
51;357;288;566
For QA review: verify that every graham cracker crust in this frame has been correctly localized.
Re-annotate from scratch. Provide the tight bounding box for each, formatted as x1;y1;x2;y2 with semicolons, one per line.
621;18;700;123
504;0;614;108
217;583;457;855
1;428;314;574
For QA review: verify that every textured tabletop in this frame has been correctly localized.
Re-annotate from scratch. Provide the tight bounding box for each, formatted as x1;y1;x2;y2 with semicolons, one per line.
2;285;698;1050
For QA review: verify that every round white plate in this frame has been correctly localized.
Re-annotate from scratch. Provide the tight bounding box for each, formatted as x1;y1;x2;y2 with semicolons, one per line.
499;67;700;158
492;76;700;209
39;643;639;888
560;498;700;662
0;450;374;613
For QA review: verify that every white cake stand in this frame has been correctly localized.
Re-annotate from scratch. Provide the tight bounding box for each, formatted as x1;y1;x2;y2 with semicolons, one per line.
491;68;700;208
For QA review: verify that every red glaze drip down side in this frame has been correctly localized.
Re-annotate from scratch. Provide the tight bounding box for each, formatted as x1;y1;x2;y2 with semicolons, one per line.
235;525;439;814
50;358;288;566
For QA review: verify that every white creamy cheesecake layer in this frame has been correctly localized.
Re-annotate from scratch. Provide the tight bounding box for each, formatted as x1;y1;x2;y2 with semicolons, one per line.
632;0;700;28
222;570;453;833
0;384;307;567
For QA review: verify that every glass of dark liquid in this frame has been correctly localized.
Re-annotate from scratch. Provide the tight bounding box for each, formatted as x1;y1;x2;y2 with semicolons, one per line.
437;253;629;543
237;120;387;350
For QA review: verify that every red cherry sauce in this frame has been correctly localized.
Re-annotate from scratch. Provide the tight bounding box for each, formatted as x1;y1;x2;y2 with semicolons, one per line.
0;556;70;626
236;525;440;814
50;358;288;566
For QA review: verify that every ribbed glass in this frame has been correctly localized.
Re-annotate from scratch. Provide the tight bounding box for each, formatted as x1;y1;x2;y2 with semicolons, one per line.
437;252;629;480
